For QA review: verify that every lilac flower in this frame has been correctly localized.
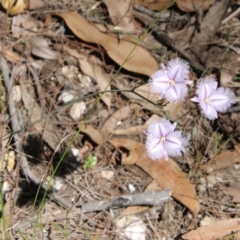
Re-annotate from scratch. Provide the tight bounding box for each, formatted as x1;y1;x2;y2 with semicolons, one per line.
145;118;188;161
191;77;236;120
149;58;192;102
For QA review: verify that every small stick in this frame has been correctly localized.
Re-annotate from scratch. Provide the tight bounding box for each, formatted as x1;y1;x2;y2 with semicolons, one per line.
79;190;171;213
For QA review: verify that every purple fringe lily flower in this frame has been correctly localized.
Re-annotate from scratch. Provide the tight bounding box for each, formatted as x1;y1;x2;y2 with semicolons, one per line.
191;77;236;120
149;58;192;102
145;118;188;161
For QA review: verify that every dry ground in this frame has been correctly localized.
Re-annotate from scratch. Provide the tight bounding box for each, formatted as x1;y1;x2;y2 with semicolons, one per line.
1;0;240;239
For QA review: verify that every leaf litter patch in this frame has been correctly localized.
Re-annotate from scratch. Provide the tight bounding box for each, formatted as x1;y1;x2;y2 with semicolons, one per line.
0;0;240;239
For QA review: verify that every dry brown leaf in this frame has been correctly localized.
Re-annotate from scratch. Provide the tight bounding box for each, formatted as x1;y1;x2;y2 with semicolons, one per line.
103;0;138;30
100;104;141;139
176;0;215;12
115;81;163;114
222;186;240;203
0;46;22;63
64;45;111;110
114;114;160;135
56;12;158;76
163;100;185;121
134;83;160;102
220;70;240;88
200;149;240;173
80;124;104;146
109;138;199;217
113;125;145;136
135;0;172;11
182;218;240;240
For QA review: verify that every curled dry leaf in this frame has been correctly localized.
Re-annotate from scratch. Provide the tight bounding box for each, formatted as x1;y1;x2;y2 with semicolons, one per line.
80;124;104;146
109;138;199;217
64;45;111;110
182;218;240;240
56;12;158;76
103;0;138;30
176;0;216;12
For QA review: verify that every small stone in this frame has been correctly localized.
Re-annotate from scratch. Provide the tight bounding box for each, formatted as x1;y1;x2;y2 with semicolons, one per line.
52;179;63;191
71;148;79;157
128;184;136;193
101;170;114;180
2;181;11;193
58;92;74;103
69;102;86;120
12;85;21;102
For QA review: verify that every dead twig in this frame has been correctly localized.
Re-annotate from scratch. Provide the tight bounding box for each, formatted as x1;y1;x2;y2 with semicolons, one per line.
79;190;171;213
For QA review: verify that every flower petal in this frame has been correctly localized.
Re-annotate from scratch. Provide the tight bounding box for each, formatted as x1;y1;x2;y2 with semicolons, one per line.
191;97;199;103
146;137;166;160
165;131;188;156
149;70;170;93
167;58;189;82
146;119;173;139
199;101;218;120
210;87;236;112
165;84;188;102
159;118;176;136
196;77;218;100
145;118;187;161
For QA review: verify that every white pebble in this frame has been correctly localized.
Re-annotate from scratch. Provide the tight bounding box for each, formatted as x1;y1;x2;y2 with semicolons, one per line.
58;92;74;103
71;148;79;157
79;75;91;87
115;215;146;240
12;85;21;102
197;184;206;192
101;170;114;180
128;184;136;193
69;102;86;120
61;65;78;80
200;216;215;226
234;163;240;170
2;181;11;193
52;179;63;191
117;121;122;126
